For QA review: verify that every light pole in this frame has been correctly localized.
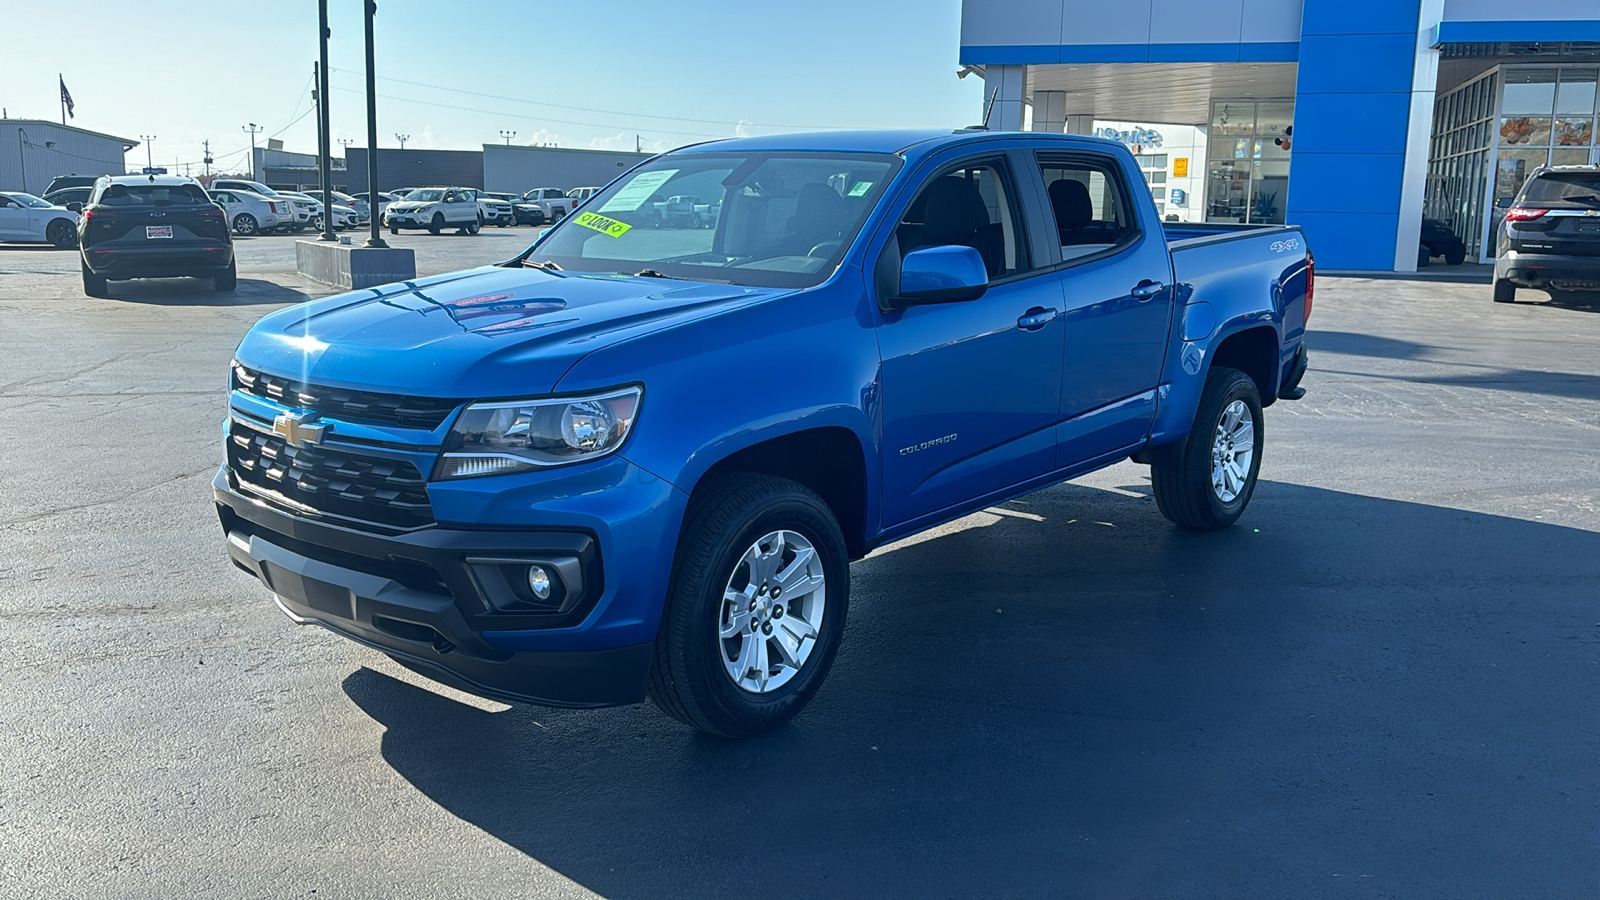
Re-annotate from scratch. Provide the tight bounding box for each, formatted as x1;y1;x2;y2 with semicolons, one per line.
16;128;26;192
366;1;388;248
242;123;263;180
395;133;409;150
139;135;156;173
500;130;516;146
315;0;335;242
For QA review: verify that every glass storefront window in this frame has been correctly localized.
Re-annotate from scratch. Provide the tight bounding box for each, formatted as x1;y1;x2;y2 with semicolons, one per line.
1555;69;1598;115
1553;118;1594;146
1502;69;1558;115
1206;160;1249;222
1210;102;1254;137
1500;116;1552;145
1495;148;1549;199
1551;148;1593;167
1256;102;1293;140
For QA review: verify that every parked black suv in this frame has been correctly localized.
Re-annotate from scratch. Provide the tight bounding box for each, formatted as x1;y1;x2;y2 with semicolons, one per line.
44;174;100;195
1494;165;1600;303
78;175;236;297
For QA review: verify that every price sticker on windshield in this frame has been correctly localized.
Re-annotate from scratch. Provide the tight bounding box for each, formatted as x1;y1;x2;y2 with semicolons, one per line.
573;211;632;238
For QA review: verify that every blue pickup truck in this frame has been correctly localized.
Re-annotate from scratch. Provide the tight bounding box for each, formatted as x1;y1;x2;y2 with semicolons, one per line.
217;129;1311;736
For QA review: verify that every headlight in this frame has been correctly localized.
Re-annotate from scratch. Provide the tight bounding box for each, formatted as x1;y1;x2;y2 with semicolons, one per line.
437;387;642;479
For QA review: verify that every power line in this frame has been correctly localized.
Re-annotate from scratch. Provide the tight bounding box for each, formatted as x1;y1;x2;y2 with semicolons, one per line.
330;86;731;139
329;67;842;131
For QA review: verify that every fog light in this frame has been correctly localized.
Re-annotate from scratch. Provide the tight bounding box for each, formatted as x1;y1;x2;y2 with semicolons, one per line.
527;566;552;601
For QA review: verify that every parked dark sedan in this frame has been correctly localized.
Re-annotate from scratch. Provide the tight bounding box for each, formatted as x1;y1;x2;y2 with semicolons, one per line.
78;175;235;297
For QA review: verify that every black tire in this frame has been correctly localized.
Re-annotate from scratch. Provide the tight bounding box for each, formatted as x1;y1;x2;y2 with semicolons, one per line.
648;474;849;737
465;221;480;235
1445;247;1466;266
1493;279;1516;303
233;214;258;236
1417;244;1430;267
390;224;400;235
428;213;443;235
213;259;237;291
82;262;108;298
1150;367;1264;531
47;219;77;250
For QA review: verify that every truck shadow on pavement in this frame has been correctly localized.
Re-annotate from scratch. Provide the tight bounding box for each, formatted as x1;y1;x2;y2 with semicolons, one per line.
341;480;1599;899
95;277;309;307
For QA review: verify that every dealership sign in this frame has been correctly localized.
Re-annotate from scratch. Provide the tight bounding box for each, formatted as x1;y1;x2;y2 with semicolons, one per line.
1094;125;1164;150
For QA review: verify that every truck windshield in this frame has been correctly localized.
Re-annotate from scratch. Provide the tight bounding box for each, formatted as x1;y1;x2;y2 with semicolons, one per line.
526;151;899;288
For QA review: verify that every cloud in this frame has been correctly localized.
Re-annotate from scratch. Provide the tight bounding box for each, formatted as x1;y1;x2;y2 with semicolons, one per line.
588;132;632;151
524;129;561;147
734;119;755;138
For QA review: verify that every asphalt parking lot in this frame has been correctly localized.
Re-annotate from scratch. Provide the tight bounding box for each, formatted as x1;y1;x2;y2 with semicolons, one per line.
2;232;1597;898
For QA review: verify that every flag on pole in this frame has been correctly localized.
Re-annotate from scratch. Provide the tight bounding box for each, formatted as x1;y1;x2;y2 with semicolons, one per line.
60;76;75;119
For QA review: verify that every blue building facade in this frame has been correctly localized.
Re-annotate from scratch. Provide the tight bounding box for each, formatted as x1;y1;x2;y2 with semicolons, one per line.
959;0;1600;270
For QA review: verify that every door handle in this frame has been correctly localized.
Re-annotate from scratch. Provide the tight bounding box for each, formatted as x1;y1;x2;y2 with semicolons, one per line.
1016;307;1060;331
1131;280;1165;301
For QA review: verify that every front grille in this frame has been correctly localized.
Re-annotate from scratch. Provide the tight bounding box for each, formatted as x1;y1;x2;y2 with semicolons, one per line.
228;422;435;529
233;364;459;430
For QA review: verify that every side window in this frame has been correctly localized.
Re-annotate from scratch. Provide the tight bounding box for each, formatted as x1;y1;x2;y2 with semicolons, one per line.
1037;155;1139;263
443;191;458;203
897;159;1027;278
0;197;14;208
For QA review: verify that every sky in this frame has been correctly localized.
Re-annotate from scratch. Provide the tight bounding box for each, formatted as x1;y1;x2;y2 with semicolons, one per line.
0;0;985;176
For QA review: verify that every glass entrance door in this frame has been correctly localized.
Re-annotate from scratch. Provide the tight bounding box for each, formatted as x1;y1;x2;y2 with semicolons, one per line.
1205;101;1292;225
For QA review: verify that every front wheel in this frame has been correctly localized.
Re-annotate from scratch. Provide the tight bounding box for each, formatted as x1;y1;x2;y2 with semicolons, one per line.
1150;367;1263;530
428;213;443;235
648;474;849;737
464;221;480;235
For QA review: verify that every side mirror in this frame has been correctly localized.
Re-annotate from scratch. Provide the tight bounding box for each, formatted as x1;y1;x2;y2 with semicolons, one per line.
894;245;988;307
66;202;83;212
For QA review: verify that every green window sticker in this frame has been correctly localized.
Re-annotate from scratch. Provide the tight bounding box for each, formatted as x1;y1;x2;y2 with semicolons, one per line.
598;170;677;213
573;211;632;238
847;181;874;197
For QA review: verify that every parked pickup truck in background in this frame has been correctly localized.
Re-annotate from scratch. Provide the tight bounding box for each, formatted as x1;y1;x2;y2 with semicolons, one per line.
521;187;575;221
217;129;1311;737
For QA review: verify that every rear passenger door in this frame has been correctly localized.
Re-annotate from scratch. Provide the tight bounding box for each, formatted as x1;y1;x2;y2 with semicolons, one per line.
1035;151;1175;464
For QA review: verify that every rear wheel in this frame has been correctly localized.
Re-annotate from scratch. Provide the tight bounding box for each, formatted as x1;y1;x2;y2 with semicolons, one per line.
464;221;480;235
1150;367;1263;531
648;474;848;737
1445;247;1466;266
82;262;108;298
1493;279;1516;304
213;259;237;291
428;213;443;235
233;214;258;236
47;219;77;250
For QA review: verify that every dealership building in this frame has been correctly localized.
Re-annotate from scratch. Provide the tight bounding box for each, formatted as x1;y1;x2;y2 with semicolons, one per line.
961;0;1600;270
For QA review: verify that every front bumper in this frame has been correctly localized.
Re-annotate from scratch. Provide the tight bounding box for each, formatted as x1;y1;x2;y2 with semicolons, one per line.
1496;250;1600;288
216;470;657;707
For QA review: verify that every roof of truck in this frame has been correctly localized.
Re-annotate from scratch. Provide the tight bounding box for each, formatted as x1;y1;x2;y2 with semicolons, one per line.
674;129;1118;157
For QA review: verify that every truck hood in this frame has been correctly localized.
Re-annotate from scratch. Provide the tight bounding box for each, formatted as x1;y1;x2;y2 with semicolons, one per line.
236;266;788;399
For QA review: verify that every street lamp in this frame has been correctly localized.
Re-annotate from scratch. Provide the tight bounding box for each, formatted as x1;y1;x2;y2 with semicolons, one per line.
242;123;263;180
395;133;409;150
500;130;516;146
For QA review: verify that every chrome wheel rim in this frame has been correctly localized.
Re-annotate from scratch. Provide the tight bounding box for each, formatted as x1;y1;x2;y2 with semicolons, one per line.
717;529;826;694
1211;399;1255;504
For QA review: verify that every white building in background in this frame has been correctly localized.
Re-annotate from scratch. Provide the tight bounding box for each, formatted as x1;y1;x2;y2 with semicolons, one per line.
1090;121;1208;223
0;120;138;195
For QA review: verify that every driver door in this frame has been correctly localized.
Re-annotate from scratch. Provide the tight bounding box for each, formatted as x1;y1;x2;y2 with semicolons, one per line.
875;152;1066;528
0;196;24;240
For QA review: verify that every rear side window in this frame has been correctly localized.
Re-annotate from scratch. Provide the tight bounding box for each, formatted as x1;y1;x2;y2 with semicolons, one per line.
1520;171;1600;207
96;184;211;207
1037;155;1139;263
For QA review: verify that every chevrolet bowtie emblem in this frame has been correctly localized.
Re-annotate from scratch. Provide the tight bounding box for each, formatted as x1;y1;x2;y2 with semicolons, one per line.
273;411;327;447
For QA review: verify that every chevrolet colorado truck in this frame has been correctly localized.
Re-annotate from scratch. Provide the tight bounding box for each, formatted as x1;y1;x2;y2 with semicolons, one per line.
217;129;1312;736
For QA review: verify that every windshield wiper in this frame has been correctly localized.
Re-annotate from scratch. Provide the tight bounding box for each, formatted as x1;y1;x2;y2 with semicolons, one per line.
634;269;685;279
523;259;561;271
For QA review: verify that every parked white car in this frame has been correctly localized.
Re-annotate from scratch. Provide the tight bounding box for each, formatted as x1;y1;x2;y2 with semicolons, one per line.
208;188;291;236
0;192;80;248
329;204;361;230
211;178;297;230
478;193;516;227
350;191;399;219
384;186;481;234
521;187;575;221
568;186;600;204
306;189;370;225
279;192;326;232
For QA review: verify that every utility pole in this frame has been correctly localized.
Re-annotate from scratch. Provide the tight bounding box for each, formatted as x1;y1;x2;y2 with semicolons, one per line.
315;0;335;242
242;123;263;180
203;140;213;178
500;130;516;146
365;0;388;247
139;135;156;172
394;132;409;150
636;134;642;153
16;128;27;192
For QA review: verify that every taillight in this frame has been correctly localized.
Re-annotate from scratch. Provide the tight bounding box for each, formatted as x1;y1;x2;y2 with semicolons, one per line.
1506;207;1548;222
1304;250;1314;322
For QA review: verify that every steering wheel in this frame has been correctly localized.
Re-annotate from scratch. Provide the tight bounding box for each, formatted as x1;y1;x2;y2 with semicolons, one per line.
807;240;842;258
